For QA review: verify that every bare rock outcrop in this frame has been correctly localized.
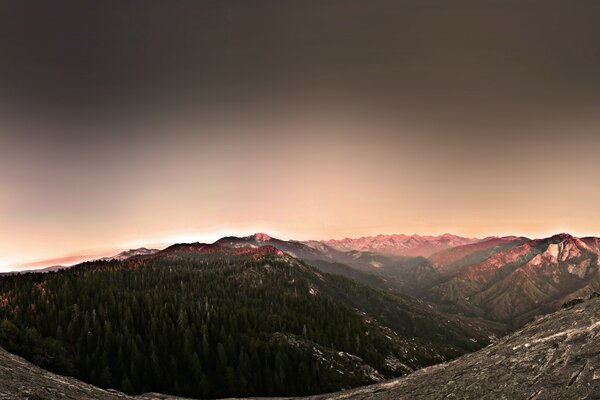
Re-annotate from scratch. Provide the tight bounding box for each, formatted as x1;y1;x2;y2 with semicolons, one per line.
308;296;600;400
0;346;185;400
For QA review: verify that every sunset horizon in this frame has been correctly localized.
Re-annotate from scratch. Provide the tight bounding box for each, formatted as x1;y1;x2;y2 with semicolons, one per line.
5;228;599;272
3;2;600;275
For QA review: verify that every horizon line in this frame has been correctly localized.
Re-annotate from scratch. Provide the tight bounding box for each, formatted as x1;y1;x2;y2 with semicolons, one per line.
3;229;596;273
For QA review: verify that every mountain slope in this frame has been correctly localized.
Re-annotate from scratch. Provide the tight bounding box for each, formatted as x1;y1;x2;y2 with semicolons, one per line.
0;345;186;400
310;293;600;400
428;234;600;325
428;236;530;276
214;234;402;291
215;232;600;328
215;233;332;261
2;294;597;400
215;233;400;272
0;243;500;399
214;233;470;295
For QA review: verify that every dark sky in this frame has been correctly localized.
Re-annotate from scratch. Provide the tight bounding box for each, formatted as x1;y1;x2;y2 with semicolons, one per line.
1;1;600;269
1;1;599;125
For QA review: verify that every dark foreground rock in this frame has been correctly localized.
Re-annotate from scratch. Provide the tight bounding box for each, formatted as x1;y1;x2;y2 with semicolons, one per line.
308;296;600;400
0;345;187;400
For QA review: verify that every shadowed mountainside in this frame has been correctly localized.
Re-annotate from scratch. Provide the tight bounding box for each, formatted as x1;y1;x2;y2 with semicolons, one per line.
0;344;187;400
1;294;598;400
306;294;600;400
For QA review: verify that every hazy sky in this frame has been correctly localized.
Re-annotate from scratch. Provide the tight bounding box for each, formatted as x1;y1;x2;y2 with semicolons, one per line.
1;1;600;270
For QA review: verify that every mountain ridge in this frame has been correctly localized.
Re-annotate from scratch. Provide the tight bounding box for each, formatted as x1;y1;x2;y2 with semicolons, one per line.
100;247;159;261
427;233;600;325
322;234;479;257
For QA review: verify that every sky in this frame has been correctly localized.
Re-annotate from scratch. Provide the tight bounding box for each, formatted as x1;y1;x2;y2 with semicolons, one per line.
1;1;600;270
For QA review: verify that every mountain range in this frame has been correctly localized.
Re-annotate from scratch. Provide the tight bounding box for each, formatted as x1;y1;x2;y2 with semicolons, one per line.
426;234;600;325
0;240;502;398
2;231;599;398
323;234;479;257
212;232;600;327
21;231;598;328
29;231;598;328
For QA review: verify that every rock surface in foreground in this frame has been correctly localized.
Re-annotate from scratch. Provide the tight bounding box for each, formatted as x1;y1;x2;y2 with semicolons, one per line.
0;345;186;400
308;296;600;400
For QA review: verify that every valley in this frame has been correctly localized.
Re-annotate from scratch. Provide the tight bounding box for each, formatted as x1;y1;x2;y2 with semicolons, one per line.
1;283;598;400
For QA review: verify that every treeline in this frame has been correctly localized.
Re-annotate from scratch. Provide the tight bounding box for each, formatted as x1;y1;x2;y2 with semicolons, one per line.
0;256;404;398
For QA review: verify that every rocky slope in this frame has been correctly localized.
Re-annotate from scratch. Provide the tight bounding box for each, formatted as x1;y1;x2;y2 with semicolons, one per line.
0;345;185;400
309;294;600;400
428;234;600;325
428;236;530;276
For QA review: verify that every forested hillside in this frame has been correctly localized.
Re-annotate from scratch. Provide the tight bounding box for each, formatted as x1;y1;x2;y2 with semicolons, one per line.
0;244;497;399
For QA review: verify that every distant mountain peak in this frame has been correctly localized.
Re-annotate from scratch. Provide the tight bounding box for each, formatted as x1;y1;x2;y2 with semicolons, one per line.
252;232;272;241
549;232;575;241
157;242;286;260
100;247;159;261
